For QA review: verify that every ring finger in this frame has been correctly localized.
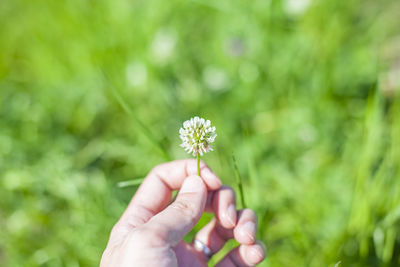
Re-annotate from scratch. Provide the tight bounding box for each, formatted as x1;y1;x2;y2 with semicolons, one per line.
192;209;258;259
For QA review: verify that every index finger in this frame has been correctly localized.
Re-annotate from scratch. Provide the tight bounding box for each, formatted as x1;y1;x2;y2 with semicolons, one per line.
119;159;222;228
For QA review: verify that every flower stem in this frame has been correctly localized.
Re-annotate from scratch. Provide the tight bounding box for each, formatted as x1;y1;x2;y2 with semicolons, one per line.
197;153;201;176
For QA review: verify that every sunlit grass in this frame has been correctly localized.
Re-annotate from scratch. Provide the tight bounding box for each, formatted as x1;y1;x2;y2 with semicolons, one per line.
1;0;400;266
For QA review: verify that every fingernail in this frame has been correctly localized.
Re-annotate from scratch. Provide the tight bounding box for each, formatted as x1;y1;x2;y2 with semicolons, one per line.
180;176;204;193
226;204;237;227
242;221;256;242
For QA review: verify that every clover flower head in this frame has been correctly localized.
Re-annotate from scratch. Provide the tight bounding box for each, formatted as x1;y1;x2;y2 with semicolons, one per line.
179;116;217;156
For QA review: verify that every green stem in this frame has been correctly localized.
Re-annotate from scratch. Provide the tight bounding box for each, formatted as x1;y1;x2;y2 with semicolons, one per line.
232;153;246;209
117;177;145;188
197;153;201;176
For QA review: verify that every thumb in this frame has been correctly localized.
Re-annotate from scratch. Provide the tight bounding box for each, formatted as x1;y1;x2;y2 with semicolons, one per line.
145;175;207;246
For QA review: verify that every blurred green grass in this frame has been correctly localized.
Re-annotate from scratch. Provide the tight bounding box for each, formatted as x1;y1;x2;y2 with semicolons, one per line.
1;0;400;266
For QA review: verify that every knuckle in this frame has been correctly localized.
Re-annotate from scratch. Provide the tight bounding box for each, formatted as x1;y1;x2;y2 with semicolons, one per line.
129;226;148;241
150;163;166;174
171;200;198;222
130;225;165;247
110;221;128;237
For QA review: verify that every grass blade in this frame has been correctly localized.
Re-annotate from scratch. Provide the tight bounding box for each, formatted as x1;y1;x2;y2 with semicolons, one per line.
117;178;145;188
232;153;246;209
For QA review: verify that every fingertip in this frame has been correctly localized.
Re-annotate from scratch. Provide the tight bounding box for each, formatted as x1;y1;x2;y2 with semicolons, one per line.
213;186;237;229
200;167;222;190
246;243;266;265
215;241;266;267
234;209;258;245
237;221;256;244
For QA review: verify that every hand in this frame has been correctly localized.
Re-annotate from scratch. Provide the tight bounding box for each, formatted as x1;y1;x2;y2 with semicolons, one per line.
101;159;266;267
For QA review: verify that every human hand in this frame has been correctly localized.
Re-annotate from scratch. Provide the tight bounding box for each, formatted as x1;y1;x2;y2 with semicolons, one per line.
101;159;266;267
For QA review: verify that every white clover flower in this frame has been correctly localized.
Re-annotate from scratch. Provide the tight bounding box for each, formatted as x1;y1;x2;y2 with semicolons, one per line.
179;116;217;156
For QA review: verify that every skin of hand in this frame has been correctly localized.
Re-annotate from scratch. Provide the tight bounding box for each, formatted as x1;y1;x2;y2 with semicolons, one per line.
101;159;266;267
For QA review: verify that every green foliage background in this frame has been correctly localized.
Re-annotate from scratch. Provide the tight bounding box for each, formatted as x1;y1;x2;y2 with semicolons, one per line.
1;0;400;266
